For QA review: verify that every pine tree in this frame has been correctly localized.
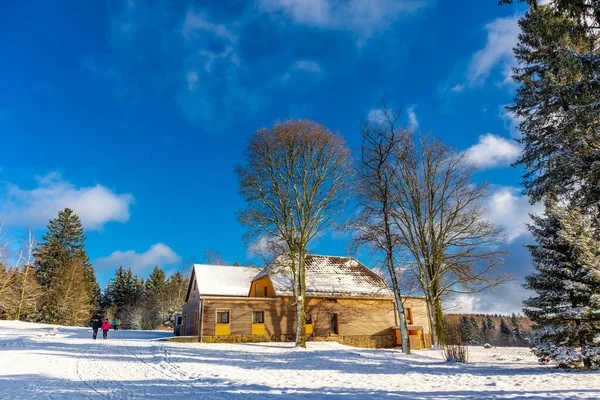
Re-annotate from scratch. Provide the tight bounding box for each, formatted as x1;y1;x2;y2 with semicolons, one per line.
35;208;99;319
486;315;495;331
510;313;524;345
500;318;513;346
523;200;600;368
104;266;143;312
481;320;488;343
145;266;166;300
508;2;600;207
461;316;480;345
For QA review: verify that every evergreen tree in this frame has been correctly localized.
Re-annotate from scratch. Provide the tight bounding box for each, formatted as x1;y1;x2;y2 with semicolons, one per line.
35;208;99;318
508;2;600;207
510;313;527;345
523;200;600;368
500;318;513;346
104;266;143;311
461;316;479;344
481;320;487;339
145;266;166;300
486;315;495;331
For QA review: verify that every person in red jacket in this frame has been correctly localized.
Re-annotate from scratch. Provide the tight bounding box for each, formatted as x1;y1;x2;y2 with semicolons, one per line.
101;319;111;340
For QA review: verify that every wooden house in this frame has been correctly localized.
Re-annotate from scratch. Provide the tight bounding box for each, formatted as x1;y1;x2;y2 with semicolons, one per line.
180;255;431;349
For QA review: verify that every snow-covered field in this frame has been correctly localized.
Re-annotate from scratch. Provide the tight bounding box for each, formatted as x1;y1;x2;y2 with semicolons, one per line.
0;321;598;399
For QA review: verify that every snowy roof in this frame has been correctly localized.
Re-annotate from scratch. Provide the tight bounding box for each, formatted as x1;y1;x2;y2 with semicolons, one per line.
255;255;394;299
190;264;262;297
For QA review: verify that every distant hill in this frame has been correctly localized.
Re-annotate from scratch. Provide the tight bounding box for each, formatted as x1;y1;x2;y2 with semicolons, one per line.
443;313;532;347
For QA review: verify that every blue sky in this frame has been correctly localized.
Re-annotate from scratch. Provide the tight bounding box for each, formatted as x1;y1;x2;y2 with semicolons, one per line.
0;0;538;313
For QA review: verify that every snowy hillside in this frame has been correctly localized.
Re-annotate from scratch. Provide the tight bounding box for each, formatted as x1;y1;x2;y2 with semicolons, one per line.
0;320;598;399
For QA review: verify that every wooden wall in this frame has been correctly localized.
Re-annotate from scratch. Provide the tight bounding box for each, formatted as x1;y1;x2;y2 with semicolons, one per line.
403;297;431;335
201;297;397;339
181;295;431;348
182;298;199;336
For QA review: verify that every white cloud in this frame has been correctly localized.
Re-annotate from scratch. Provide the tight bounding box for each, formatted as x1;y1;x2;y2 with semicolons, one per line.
283;60;323;80
407;105;418;129
258;0;427;39
444;284;530;315
464;134;521;169
367;106;417;129
0;173;133;230
485;186;542;243
95;243;181;272
450;84;464;93
367;108;386;124
182;11;236;42
293;60;322;73
466;15;520;86
186;71;199;90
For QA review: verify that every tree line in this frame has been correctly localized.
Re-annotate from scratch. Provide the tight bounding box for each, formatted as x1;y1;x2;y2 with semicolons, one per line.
444;313;532;347
0;208;188;329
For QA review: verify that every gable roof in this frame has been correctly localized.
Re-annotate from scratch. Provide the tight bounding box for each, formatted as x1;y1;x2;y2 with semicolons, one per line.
254;255;394;299
186;264;261;300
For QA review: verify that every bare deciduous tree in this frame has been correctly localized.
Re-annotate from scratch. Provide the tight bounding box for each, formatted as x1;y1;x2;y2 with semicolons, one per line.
350;105;412;354
42;259;91;326
236;119;352;347
390;132;508;347
201;249;227;265
14;229;41;320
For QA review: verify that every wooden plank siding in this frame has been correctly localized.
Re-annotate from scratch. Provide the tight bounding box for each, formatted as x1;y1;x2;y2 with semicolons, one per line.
181;298;199;336
198;297;423;346
402;297;432;335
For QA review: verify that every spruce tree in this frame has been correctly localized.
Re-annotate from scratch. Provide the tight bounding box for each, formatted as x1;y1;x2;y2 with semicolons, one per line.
500;318;513;346
461;316;480;345
35;208;99;322
523;200;600;368
508;2;600;207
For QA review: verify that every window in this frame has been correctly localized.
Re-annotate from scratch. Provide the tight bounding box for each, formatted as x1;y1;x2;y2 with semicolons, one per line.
329;314;339;335
264;287;268;297
217;310;230;324
252;311;264;324
176;316;182;325
305;314;312;325
405;308;413;325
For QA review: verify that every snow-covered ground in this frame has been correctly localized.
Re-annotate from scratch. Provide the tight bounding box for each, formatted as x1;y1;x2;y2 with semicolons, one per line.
0;321;598;399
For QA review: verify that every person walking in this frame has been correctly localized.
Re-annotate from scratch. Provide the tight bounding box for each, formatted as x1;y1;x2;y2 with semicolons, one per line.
101;319;111;340
91;318;100;339
113;318;119;331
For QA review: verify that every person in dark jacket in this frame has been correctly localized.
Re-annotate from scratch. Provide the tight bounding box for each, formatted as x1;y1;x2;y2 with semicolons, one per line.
91;318;100;339
101;319;111;339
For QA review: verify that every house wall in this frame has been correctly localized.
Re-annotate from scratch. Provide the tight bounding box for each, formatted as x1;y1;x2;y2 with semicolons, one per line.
198;296;399;348
249;276;276;298
182;298;199;336
403;297;431;335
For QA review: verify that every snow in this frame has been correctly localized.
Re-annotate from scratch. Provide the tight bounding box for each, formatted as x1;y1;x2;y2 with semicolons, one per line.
192;264;261;297
1;320;599;399
266;255;395;298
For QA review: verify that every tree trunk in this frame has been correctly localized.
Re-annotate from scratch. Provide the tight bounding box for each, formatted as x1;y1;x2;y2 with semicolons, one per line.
295;248;307;348
388;257;410;353
15;264;31;321
425;290;442;348
433;297;445;347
